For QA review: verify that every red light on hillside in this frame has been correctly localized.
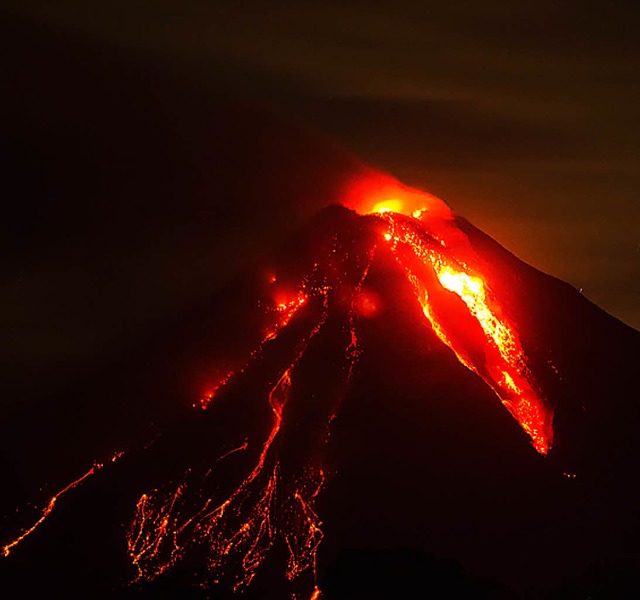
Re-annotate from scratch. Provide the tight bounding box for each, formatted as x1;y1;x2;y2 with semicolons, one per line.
355;290;381;319
376;210;553;454
342;172;451;219
372;199;404;214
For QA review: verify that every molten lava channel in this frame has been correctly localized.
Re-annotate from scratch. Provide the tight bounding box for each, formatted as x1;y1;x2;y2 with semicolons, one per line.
363;192;553;455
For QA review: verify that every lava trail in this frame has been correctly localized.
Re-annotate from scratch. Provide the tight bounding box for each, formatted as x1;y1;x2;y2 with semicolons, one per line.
374;209;553;454
2;451;125;557
127;226;376;597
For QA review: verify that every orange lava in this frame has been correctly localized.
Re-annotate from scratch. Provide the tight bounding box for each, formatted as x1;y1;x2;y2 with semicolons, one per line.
309;586;322;600
2;449;126;558
3;461;107;557
128;287;335;593
199;290;308;410
377;210;553;454
128;243;377;596
342;172;451;220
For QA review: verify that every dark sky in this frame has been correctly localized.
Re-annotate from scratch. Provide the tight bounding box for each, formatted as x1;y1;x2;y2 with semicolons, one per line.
2;2;639;406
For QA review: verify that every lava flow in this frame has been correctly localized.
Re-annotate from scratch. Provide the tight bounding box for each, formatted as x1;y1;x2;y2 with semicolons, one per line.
2;451;125;557
199;290;309;410
373;207;553;454
127;231;376;597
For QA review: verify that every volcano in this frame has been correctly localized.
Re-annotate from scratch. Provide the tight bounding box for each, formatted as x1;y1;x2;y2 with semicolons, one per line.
1;174;639;599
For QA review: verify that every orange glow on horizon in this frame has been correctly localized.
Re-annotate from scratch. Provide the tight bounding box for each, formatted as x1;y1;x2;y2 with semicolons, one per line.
372;198;404;214
341;172;451;219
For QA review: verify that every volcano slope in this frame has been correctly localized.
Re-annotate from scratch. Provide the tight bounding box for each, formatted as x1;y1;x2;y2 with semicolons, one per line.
1;201;639;599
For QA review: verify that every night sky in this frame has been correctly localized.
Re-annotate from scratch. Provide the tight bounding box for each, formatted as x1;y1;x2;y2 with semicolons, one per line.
2;3;639;408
